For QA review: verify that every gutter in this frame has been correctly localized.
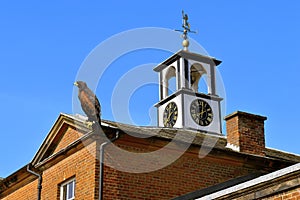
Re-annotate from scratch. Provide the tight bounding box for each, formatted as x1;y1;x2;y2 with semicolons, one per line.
26;164;42;200
99;130;120;200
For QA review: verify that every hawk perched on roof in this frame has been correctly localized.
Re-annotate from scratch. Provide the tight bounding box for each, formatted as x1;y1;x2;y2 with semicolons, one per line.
74;81;101;129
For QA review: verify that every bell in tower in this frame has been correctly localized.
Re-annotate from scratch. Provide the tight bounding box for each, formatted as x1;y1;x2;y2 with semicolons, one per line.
154;11;222;135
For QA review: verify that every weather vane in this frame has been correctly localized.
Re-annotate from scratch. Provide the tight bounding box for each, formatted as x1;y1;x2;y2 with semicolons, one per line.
175;10;197;51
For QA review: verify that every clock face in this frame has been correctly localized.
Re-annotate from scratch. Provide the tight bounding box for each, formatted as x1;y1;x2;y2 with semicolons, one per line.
190;99;213;126
163;102;178;127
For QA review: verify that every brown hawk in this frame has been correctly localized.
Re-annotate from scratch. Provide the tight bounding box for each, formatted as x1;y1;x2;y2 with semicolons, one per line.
74;81;101;128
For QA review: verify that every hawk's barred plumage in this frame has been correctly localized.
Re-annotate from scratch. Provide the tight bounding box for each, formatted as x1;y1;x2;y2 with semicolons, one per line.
74;81;101;128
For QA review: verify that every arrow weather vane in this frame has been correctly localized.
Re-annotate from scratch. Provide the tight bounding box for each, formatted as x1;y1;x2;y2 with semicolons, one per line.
175;10;197;51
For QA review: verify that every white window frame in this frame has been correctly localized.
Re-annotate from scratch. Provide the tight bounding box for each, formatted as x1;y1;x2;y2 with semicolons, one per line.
60;178;75;200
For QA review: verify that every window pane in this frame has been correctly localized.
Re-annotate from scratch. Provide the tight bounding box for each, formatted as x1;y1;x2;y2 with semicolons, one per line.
67;181;74;199
63;185;67;200
60;179;75;200
73;181;75;197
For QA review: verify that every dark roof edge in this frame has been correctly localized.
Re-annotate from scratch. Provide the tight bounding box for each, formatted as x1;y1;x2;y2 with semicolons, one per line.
153;50;222;72
265;147;300;163
0;165;32;196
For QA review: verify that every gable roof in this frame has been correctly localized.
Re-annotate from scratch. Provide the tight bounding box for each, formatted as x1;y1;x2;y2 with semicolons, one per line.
0;114;94;196
31;113;91;166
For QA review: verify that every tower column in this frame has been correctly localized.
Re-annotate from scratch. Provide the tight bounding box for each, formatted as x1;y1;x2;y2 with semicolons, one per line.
209;64;217;95
178;57;190;89
162;79;168;99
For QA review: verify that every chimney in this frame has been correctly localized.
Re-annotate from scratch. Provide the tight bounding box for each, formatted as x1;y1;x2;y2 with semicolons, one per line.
225;111;267;156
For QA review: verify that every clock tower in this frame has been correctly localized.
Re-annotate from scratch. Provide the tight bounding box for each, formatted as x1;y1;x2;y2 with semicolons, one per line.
154;11;223;135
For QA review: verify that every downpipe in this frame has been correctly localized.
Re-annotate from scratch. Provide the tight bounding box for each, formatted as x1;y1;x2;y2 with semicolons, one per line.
27;164;42;200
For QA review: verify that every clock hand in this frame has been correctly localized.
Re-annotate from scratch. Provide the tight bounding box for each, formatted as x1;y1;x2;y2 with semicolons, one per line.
170;113;174;122
164;112;171;126
167;108;173;122
200;102;205;118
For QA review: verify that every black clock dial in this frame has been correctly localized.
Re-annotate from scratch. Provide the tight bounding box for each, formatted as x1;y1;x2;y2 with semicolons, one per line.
163;102;178;127
190;99;213;126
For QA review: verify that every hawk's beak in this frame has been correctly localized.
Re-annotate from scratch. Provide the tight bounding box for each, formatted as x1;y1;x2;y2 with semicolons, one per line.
74;82;79;87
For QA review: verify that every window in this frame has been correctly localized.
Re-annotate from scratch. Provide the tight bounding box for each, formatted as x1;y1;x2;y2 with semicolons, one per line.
60;178;75;200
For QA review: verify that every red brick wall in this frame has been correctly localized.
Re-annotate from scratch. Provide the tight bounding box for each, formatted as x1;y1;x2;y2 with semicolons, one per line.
102;139;257;200
2;179;38;200
53;127;84;154
226;114;240;147
42;141;98;200
239;114;266;155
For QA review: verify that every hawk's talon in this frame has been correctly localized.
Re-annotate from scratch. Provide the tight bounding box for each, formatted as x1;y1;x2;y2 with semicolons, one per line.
85;121;94;129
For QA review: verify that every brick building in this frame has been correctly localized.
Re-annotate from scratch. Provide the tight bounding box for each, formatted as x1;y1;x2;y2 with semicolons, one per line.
0;111;299;200
1;34;300;199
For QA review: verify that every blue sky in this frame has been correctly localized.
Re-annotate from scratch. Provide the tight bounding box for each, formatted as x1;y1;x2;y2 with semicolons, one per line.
0;1;300;177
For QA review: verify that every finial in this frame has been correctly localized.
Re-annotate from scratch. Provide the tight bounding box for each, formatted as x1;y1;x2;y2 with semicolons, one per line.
175;10;197;51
